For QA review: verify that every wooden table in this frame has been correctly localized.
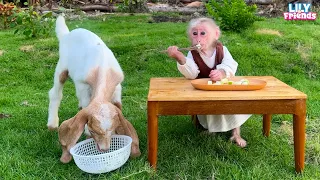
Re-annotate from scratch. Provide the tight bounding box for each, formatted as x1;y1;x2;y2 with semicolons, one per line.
147;76;307;173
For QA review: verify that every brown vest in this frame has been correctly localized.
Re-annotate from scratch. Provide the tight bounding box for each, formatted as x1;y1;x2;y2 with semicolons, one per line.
191;42;224;79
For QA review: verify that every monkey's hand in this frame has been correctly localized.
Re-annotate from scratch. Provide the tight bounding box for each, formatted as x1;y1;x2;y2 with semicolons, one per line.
209;69;226;81
167;46;186;65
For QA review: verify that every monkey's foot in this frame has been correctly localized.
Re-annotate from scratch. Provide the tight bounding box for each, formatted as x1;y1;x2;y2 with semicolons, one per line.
230;135;247;148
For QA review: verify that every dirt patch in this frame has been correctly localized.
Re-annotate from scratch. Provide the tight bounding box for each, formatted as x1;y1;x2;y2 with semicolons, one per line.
151;15;192;23
20;45;34;52
296;43;312;62
279;121;294;144
279;121;308;145
279;121;293;137
0;113;11;119
0;50;4;56
256;29;282;36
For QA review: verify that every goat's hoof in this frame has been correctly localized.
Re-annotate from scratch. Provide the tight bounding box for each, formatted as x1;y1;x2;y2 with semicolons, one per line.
60;154;72;164
47;117;59;130
130;148;141;158
130;152;141;158
47;125;58;131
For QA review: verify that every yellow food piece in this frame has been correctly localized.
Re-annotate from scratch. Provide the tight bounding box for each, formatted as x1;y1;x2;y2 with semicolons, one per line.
240;79;249;85
221;78;228;84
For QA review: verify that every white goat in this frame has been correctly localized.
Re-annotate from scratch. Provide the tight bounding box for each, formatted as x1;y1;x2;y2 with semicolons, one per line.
48;16;141;163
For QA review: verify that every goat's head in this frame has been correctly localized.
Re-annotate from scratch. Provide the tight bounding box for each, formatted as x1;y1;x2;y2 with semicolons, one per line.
58;102;140;163
86;102;119;152
86;102;141;157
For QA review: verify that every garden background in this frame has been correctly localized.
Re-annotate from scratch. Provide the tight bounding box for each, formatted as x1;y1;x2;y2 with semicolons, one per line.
1;0;320;179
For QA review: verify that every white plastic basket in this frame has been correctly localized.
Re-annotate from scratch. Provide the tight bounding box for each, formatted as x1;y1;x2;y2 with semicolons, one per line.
70;135;132;174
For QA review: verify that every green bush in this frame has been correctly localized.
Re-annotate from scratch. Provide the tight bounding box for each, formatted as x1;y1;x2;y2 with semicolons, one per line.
205;0;261;32
117;0;148;13
9;5;55;38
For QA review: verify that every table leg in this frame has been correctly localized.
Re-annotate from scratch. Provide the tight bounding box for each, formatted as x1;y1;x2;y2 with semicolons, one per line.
147;101;158;169
263;114;272;137
293;113;306;173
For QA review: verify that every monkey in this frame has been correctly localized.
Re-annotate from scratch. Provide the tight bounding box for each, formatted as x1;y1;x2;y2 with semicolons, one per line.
167;17;251;147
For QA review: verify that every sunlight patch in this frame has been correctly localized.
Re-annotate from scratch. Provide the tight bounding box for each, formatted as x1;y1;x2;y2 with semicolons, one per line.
256;29;282;37
0;50;3;56
20;45;34;52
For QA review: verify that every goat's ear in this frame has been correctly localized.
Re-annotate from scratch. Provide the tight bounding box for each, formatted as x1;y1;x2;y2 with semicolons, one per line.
113;102;122;110
58;110;89;163
115;107;141;158
109;68;124;85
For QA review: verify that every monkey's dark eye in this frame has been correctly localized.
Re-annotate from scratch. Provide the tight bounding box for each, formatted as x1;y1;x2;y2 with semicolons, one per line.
193;32;198;36
200;31;206;35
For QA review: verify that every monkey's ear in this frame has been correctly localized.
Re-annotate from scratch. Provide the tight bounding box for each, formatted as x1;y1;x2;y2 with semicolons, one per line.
58;110;89;163
215;27;221;39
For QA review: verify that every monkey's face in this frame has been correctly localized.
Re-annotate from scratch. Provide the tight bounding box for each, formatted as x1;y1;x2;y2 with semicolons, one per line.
190;23;218;51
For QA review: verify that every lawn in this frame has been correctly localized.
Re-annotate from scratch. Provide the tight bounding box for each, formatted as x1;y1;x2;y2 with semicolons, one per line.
0;14;320;179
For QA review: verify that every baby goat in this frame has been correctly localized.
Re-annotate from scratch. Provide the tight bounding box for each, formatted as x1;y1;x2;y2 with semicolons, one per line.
47;16;141;163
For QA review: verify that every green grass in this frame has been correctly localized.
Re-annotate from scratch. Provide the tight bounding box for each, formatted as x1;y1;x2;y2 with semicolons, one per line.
1;14;320;179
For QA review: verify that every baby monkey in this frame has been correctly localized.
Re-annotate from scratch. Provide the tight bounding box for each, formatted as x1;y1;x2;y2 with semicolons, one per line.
167;18;251;147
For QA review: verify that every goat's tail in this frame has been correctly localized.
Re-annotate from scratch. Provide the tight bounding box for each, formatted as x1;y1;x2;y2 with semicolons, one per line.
56;15;69;41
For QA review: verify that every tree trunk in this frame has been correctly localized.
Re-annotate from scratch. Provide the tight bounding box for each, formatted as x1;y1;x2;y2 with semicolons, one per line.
245;0;276;5
79;4;116;11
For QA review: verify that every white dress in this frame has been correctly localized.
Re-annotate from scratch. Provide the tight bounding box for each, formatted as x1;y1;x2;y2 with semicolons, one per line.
177;46;251;132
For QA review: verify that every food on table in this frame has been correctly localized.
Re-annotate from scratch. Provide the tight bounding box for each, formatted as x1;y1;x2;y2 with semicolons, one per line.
207;78;249;85
240;79;249;85
220;78;228;84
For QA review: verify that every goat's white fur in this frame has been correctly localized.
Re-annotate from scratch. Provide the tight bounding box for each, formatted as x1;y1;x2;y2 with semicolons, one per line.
47;16;123;129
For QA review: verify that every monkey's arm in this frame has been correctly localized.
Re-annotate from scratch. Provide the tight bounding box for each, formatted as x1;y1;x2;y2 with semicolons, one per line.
176;52;200;79
216;46;238;77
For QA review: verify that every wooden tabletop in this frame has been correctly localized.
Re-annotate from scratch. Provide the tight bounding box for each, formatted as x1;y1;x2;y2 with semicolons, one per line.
148;76;307;101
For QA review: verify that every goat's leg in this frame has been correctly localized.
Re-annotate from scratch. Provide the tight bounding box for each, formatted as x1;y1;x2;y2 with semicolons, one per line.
75;83;91;109
112;84;122;110
47;62;68;130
